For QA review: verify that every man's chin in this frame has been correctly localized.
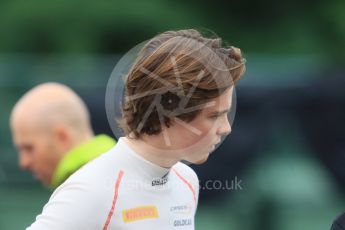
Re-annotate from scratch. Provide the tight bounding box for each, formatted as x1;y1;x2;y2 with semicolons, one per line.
194;155;209;165
35;175;49;187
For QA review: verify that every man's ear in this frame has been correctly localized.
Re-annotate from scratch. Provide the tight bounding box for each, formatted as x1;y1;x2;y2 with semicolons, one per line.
53;124;72;150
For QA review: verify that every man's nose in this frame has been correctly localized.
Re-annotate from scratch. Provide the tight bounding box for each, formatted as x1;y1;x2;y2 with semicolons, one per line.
217;117;232;136
19;153;32;171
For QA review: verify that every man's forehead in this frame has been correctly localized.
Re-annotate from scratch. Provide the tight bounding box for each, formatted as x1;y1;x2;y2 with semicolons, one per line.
12;108;52;131
12;120;48;144
204;93;232;112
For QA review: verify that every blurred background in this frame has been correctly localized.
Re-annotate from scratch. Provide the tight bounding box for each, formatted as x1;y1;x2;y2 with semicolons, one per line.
1;0;345;229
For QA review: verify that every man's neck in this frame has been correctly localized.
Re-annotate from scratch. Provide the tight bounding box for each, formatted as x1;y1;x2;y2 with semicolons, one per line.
123;136;179;168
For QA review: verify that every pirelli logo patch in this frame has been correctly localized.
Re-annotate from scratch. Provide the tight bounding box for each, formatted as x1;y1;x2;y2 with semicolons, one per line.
122;206;159;223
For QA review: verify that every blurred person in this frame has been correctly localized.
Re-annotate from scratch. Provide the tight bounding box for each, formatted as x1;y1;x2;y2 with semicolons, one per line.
26;29;245;229
10;82;116;188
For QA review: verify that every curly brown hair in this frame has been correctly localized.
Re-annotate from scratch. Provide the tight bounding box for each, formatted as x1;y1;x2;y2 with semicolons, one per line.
119;29;246;138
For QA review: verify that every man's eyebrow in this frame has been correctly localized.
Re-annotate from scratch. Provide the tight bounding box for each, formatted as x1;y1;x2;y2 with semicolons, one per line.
209;109;230;116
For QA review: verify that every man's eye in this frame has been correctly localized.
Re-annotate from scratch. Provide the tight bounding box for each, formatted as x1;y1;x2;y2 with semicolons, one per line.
21;145;33;153
208;115;219;120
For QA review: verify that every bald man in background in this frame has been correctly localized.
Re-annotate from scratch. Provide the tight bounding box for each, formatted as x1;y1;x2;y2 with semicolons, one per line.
10;83;116;188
